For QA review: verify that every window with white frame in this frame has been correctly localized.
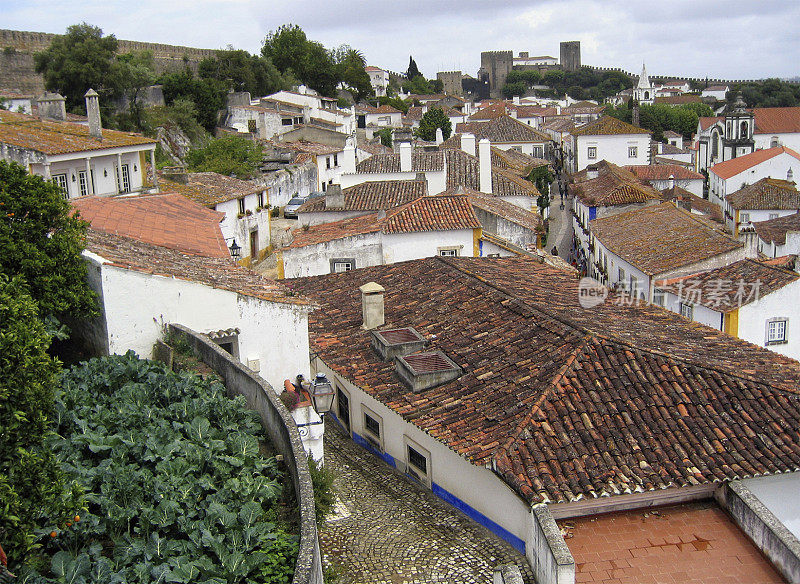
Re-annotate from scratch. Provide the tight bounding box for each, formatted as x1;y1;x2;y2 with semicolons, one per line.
740;212;750;223
766;319;787;345
330;258;354;273
587;146;597;159
51;174;68;199
238;198;246;214
628;146;638;158
680;302;694;320
769;213;779;220
78;170;91;197
405;438;431;487
618;267;625;284
652;288;665;307
438;247;459;257
362;406;383;451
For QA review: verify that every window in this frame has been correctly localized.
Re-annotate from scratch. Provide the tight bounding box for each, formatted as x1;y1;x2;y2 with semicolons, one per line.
362;406;383;452
336;386;351;433
533;146;543;158
680;302;694;320
628;146;638;158
258;191;265;208
333;154;338;166
78;170;91;197
281;118;293;126
247;119;257;133
364;413;380;438
769;213;779;220
408;446;427;475
330;258;355;273
766;319;787;345
740;212;750;223
326;156;331;169
771;136;779;148
630;275;637;296
238;198;246;214
587;146;597;159
618;267;625;283
405;438;431;486
51;173;68;199
653;289;665;307
438;247;459;257
116;164;130;193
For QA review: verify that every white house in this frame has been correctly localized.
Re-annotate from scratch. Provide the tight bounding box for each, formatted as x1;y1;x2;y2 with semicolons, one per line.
708;146;800;208
355;104;402;130
71;193;313;392
158;170;272;265
0;91;34;114
365;66;389;97
702;85;730;101
456;115;552;158
570;116;651;171
561;101;603;126
278;194;482;278
0;92;157;199
290;255;800;583
657;259;800;360
340;142;448;194
753;212;800;258
263;87;355;135
723;176;800;238
625;164;704;197
281;139;350;192
589;202;747;301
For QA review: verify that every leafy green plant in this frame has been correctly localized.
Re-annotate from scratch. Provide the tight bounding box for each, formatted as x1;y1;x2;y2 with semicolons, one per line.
307;455;336;524
19;352;298;582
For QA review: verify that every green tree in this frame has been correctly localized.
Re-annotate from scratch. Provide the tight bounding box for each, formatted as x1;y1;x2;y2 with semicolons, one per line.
198;48;287;97
160;68;226;131
378;95;410;114
0;161;96;322
0;276;82;573
416;107;452;141
261;24;340;97
114;50;157;131
375;128;393;147
186;135;264;178
406;56;421;80
33;23;119;112
403;75;434;95
336;46;372;102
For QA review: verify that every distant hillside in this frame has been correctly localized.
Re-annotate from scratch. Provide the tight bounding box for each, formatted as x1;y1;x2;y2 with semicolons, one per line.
0;28;218;95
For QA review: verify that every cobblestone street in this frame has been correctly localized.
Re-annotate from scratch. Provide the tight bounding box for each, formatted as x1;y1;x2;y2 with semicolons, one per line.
319;426;534;584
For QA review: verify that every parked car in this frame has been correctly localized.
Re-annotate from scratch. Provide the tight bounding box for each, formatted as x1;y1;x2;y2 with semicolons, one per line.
284;191;324;219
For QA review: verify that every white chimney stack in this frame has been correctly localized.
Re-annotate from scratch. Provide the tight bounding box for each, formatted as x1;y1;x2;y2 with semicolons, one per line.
668;174;675;190
84;89;102;140
360;282;385;330
461;133;476;157
513;95;520;106
342;140;356;175
478;138;492;194
435;127;444;145
399;142;412;173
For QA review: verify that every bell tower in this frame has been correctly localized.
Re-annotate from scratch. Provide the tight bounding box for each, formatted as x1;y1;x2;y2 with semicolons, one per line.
633;63;654;105
722;93;754;160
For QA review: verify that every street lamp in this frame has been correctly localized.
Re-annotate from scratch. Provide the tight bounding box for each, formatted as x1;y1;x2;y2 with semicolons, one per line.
309;373;334;415
228;239;241;258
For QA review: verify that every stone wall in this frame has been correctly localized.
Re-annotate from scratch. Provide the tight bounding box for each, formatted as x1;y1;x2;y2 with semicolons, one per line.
167;323;324;584
437;71;463;97
0;28;218;95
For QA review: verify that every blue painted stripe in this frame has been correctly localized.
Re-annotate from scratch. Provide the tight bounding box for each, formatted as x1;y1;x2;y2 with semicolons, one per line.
432;482;526;553
352;431;396;467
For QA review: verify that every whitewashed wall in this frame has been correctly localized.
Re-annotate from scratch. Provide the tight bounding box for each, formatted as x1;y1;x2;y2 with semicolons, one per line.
662;292;723;329
712;152;800;201
298;210;368;226
738;281;800;361
754;132;800;153
262;163;317;208
29;149;148;198
576;134;650;171
282;232;383;279
216;194;271;261
382;229;475;263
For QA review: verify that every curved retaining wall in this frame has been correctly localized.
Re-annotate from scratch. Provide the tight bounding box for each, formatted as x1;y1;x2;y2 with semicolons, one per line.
168;323;323;584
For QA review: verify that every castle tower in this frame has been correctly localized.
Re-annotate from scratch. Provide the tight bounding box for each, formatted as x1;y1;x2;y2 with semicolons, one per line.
559;41;581;72
722;93;755;160
633;63;654;105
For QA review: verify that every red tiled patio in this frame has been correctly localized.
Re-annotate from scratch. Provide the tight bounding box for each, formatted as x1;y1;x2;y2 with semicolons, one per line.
560;501;786;584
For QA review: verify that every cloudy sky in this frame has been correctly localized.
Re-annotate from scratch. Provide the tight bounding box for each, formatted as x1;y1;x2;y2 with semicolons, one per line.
2;0;799;81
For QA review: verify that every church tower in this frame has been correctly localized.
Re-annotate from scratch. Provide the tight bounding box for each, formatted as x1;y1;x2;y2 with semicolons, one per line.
722;93;755;160
633;63;654;105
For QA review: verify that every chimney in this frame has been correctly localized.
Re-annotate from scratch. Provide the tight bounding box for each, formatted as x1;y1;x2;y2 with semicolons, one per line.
658;142;664;154
360;282;385;330
325;184;344;209
668;174;675;190
461;133;476;157
36;91;66;121
513;95;520;106
586;164;599;180
342;141;356;174
435;127;444;145
788;167;794;183
478;138;492;194
556;105;561;115
400;142;412;172
302;106;310;124
84;89;102;139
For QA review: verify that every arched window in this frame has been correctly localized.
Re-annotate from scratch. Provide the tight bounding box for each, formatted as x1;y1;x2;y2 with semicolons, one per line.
711;131;719;157
644;91;649;100
740;121;748;137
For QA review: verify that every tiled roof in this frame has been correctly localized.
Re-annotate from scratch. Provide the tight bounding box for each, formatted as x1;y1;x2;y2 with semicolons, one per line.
753;211;800;245
699;116;723;131
625;164;703;181
726;177;800;210
297;179;426;213
540;117;576;133
357;141;392;157
651;141;688;155
754;107;800;135
710;146;800;180
288;194;480;248
515;106;558;118
445;148;540;198
468;102;512;121
456;115;551;143
563;101;604;114
356;104;401;115
404;106;424;121
705;85;729;91
571;115;651;136
761;255;797;269
590;202;743;275
570;161;662;207
85;229;310;306
656;258;798;312
72;194;229;258
404;105;462;123
280;140;343;156
467;193;543;232
364;66;384;72
0;109;155;155
659;186;724;222
664;130;682;138
291;255;800;505
355;150;445;173
490;147;549;176
158;172;263;207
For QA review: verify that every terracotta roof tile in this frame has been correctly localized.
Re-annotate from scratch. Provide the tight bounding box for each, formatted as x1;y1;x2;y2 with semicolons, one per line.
625;164;703;181
753;211;800;245
0;109;155;155
444;148;540;198
158;172;264;207
754;107;800;135
540;117;576;133
456;115;551;143
656;258;798;312
291;256;800;505
72;194;229;258
659;186;724;222
570;161;662;207
710;146;800;180
698;116;723;130
297;179;426;213
280;140;342;156
85;229;310;306
467;193;543;232
571;115;651;136
590;202;743;275
355;150;445;173
726;177;800;210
